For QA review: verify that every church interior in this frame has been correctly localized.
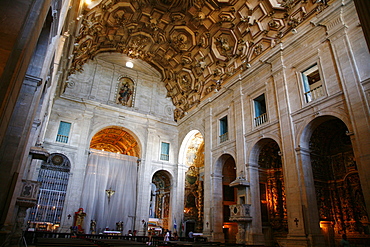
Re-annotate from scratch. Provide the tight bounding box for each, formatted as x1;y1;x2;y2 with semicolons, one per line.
0;0;370;246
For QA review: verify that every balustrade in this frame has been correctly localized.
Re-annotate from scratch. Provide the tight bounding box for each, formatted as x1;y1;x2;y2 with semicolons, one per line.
254;113;268;127
304;84;324;103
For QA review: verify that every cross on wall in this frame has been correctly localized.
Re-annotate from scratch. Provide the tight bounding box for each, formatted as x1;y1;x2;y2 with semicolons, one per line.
294;218;299;227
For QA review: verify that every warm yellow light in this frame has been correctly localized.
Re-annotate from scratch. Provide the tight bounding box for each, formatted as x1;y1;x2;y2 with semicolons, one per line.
126;61;134;68
85;0;92;5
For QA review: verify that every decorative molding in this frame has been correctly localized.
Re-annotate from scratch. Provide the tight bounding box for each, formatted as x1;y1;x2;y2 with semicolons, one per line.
16;180;41;208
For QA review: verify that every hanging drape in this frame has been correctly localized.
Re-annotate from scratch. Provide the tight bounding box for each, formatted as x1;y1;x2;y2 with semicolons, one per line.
80;149;138;234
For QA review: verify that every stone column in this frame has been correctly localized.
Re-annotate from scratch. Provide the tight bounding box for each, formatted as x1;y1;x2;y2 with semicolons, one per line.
202;108;213;240
246;162;264;245
271;58;309;247
295;147;325;246
210;173;224;242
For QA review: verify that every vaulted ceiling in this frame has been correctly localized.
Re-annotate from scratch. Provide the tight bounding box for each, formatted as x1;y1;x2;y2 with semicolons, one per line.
70;0;329;121
90;127;140;157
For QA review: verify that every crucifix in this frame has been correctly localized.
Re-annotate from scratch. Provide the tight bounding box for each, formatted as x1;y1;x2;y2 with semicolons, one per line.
294;218;299;227
105;188;115;204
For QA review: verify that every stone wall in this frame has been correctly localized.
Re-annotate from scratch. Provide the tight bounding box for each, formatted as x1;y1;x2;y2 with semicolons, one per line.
176;0;370;246
41;54;180;232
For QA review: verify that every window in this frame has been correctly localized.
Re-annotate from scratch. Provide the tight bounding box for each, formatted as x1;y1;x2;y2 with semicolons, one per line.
301;64;324;103
28;154;70;230
56;121;71;143
219;116;228;143
160;142;170;161
254;94;268;127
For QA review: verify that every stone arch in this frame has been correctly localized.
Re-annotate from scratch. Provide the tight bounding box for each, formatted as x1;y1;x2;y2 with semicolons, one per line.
298;116;369;245
248;138;286;246
151;170;173;231
89;125;141;157
214;153;236;177
297;114;351;150
178;129;204;164
247;135;281;167
179;130;205;233
213;153;237;243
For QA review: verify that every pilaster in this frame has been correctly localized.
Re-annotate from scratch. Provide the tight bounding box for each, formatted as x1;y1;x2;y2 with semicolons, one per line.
246;162;264;245
271;56;308;246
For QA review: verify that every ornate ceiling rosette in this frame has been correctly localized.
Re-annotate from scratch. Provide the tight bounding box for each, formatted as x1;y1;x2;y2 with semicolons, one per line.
69;0;329;121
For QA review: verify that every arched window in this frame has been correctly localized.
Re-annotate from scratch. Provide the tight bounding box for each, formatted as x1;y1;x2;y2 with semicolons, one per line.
28;153;71;231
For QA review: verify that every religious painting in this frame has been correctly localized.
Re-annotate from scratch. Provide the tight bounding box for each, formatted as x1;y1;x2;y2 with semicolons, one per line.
116;77;135;107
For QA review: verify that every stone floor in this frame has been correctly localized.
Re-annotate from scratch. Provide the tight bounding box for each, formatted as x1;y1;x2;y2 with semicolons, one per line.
27;237;267;247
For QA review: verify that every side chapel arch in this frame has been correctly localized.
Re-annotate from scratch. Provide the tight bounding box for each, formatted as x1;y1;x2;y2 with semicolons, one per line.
179;130;205;234
299;116;369;245
150;170;173;231
222;154;238;243
249;138;287;246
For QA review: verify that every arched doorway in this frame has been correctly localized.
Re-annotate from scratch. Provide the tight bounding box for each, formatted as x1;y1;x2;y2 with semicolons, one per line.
79;126;140;234
27;153;71;232
221;154;237;243
150;170;172;233
306;117;369;245
257;138;287;246
179;130;204;236
180;131;205;236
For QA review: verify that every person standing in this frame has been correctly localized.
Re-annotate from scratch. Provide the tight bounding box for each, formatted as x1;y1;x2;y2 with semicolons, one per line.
188;231;194;241
164;230;170;242
340;234;350;247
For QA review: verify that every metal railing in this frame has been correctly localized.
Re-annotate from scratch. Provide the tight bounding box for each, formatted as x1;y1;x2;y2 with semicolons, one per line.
254;113;268;127
56;134;69;143
219;132;229;143
304;84;324;103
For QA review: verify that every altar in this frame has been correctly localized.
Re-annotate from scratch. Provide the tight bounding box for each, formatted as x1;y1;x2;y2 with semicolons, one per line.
103;230;121;236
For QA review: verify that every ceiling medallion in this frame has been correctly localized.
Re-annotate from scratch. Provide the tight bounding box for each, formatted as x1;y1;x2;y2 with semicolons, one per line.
70;0;329;121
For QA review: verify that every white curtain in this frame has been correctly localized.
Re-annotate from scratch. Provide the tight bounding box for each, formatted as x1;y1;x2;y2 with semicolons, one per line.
80;149;138;234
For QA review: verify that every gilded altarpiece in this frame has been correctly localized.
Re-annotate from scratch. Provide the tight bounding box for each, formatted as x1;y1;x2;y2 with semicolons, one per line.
258;141;288;235
184;140;204;232
310;120;369;238
152;171;171;230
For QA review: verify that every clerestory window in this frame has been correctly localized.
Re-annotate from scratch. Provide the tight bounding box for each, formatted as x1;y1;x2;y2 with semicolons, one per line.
56;121;71;143
254;94;268;127
301;64;324;103
219;116;228;143
160;142;170;161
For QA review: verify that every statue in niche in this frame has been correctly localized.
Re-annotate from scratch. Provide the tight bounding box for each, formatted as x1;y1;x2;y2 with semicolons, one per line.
116;77;134;107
